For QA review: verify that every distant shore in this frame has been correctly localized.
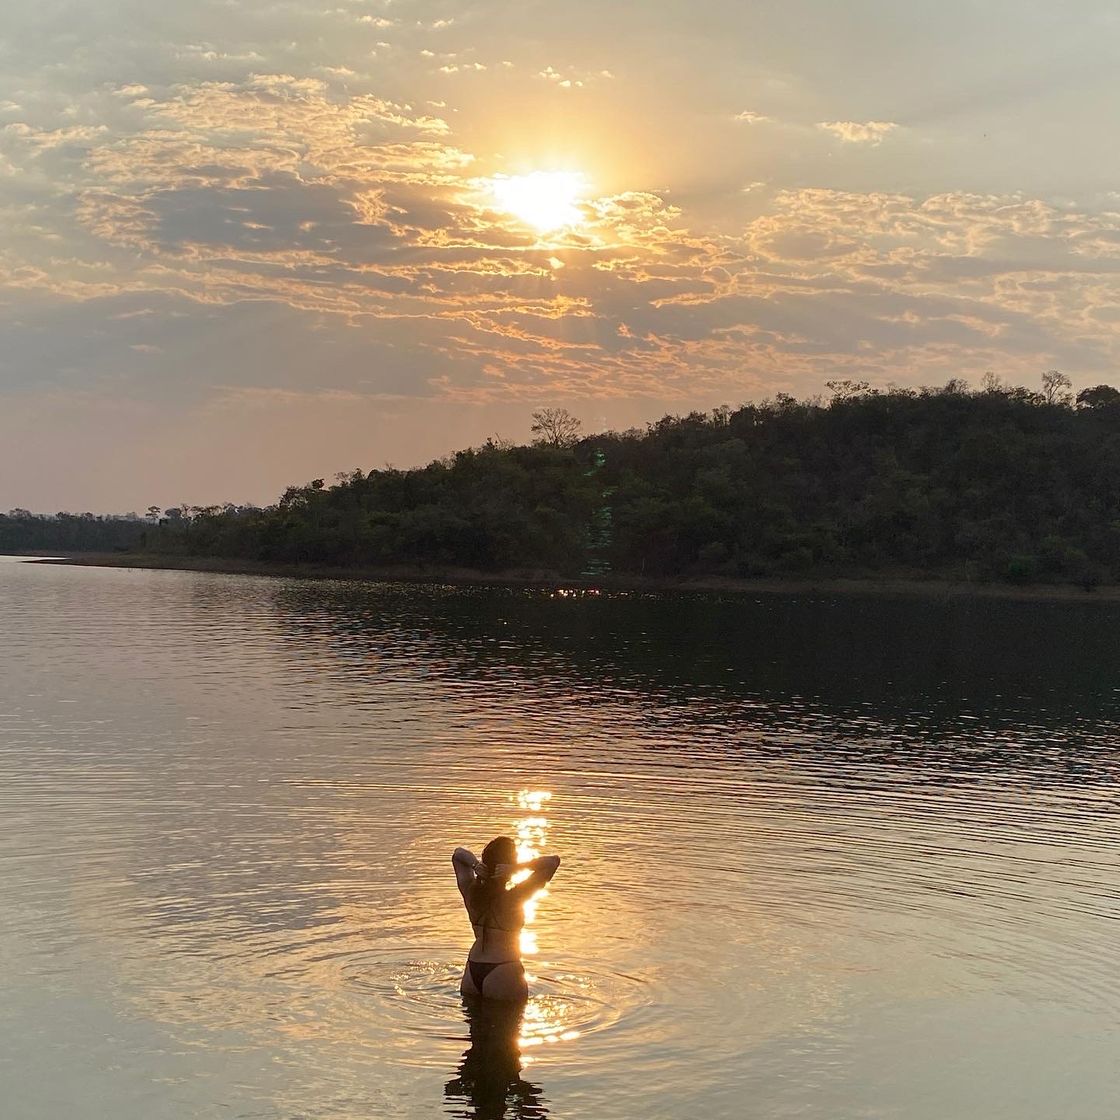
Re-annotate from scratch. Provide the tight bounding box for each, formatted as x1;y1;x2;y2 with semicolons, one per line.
21;551;1120;603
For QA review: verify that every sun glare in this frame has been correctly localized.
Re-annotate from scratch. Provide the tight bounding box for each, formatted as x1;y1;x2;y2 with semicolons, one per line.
490;171;587;232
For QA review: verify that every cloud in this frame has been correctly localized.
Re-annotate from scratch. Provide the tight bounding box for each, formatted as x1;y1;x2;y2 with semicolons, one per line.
5;0;1120;512
536;65;613;89
3;58;1118;418
817;120;899;145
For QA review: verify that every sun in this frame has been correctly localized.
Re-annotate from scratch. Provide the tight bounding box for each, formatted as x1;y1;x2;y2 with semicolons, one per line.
490;171;588;232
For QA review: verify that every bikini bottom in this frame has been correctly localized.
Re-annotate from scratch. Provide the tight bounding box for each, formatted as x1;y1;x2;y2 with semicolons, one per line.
467;959;523;990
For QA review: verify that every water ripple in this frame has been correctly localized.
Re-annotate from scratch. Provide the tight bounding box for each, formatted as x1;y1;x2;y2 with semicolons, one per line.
3;563;1120;1118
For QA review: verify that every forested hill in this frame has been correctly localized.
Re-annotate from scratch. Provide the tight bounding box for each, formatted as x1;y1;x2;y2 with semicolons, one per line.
134;378;1120;588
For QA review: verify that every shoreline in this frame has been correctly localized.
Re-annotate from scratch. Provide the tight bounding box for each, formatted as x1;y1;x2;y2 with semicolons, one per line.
21;551;1120;603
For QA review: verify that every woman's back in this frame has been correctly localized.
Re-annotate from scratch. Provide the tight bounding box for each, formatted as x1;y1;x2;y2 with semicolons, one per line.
467;881;527;960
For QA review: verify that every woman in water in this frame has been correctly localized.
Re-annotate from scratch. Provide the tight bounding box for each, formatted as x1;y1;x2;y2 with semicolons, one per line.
452;836;561;1001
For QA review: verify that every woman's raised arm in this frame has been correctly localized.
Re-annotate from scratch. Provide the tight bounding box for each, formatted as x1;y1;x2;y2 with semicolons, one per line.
452;847;482;896
511;854;560;898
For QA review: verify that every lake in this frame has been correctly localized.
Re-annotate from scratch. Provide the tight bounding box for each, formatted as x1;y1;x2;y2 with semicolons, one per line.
1;559;1118;1119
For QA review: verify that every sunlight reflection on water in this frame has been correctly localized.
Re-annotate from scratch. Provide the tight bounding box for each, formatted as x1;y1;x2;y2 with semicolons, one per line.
1;564;1120;1119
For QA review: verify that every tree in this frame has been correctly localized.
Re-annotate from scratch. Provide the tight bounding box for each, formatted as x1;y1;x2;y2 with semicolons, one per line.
125;376;1120;588
1076;385;1120;410
146;506;162;522
825;379;873;402
530;407;582;448
1041;369;1072;405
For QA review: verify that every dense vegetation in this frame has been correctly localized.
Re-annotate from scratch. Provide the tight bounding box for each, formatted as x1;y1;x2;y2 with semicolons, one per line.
12;376;1120;588
0;510;148;554
131;376;1120;588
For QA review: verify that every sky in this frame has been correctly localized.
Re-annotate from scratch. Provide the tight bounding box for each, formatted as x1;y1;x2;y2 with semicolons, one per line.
4;1;1120;511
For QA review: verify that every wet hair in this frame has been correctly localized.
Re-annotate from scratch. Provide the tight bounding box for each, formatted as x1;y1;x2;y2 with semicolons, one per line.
469;836;518;939
480;835;517;876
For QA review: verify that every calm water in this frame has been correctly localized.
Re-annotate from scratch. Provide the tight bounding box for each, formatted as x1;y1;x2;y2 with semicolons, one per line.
1;560;1119;1119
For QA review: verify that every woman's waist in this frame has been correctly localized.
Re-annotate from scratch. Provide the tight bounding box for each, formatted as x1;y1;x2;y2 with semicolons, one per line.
468;931;522;960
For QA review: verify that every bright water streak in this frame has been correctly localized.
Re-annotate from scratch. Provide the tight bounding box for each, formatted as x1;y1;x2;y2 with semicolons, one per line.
1;562;1119;1119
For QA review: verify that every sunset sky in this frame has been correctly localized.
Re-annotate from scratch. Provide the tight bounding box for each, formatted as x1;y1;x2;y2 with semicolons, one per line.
5;1;1120;511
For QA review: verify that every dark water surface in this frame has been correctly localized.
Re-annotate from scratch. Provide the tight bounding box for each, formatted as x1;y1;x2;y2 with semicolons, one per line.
1;560;1118;1119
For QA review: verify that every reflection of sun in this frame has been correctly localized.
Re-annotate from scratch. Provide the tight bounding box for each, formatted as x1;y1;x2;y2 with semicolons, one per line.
508;788;580;1055
520;996;581;1051
490;172;587;232
511;789;553;955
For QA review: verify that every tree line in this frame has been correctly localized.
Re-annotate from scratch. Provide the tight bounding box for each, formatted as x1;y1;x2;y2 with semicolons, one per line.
10;375;1120;588
132;375;1120;588
0;509;150;553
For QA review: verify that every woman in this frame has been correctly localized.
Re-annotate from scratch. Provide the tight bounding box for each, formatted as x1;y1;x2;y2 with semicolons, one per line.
452;836;561;1001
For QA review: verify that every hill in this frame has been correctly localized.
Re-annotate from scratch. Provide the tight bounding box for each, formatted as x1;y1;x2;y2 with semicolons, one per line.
136;377;1120;589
